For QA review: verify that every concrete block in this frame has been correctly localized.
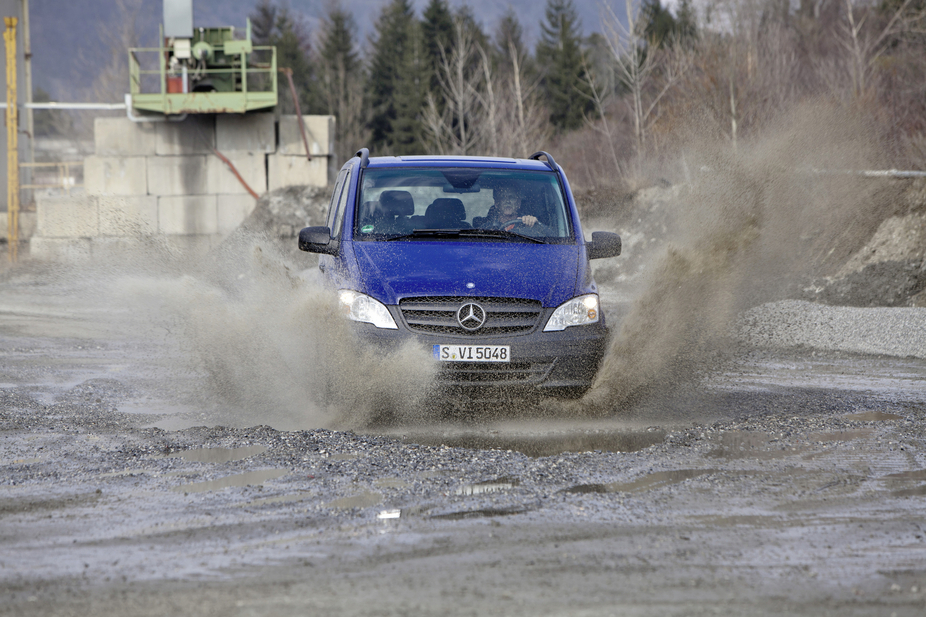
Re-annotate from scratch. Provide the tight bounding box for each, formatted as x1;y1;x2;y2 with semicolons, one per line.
217;194;257;235
29;236;93;261
146;155;209;196
268;154;329;190
36;194;99;238
84;155;148;195
158;195;218;235
278;115;335;156
216;113;276;153
207;151;267;195
98;195;159;236
0;211;36;240
94;117;157;156
156;115;216;155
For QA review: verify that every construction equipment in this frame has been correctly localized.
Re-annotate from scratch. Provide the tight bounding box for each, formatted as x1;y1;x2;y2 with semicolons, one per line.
128;0;277;115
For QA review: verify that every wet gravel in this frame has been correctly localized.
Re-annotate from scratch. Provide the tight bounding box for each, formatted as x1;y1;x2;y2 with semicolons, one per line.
3;269;926;615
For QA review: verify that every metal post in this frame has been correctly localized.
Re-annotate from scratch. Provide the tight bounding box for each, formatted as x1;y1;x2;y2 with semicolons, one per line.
21;0;32;189
4;17;18;262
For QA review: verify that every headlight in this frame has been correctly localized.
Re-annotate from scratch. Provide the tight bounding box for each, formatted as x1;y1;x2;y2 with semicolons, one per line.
338;290;398;329
543;294;599;331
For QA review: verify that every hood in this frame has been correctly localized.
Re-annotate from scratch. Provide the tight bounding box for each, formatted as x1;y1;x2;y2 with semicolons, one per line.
351;240;582;307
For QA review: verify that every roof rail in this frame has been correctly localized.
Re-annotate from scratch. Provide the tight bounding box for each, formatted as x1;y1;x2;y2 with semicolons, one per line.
528;151;559;170
355;148;370;168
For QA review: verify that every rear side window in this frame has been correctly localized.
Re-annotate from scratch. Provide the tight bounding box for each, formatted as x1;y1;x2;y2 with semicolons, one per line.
332;168;352;236
326;169;348;235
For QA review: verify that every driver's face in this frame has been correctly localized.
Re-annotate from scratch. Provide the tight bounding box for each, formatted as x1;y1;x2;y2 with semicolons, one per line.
498;194;520;216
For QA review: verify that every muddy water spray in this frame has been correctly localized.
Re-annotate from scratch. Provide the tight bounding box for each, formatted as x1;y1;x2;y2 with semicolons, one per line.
581;103;893;412
104;232;437;429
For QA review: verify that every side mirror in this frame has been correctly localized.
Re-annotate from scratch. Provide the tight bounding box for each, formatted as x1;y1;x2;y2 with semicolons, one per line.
587;231;621;259
298;226;339;255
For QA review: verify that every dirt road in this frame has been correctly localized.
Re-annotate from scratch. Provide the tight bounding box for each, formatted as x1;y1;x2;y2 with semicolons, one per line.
2;260;926;616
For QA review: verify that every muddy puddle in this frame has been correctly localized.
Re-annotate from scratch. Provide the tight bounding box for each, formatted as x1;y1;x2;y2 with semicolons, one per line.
455;477;520;496
324;491;382;509
566;468;715;494
844;411;904;422
172;469;288;493
431;506;530;520
168;445;267;463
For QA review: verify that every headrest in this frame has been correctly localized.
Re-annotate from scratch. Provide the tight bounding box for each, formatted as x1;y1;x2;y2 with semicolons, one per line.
379;190;415;216
426;198;466;221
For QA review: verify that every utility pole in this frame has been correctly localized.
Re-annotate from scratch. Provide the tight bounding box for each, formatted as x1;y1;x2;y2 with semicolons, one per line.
22;0;32;178
4;16;17;262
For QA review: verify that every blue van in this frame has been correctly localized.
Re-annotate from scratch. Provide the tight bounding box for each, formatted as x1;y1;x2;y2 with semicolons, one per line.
299;150;621;398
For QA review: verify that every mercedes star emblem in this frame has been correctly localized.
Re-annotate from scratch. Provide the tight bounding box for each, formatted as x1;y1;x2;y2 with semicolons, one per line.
456;303;486;331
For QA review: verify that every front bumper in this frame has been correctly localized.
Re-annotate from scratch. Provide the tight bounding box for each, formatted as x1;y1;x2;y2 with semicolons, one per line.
351;307;609;398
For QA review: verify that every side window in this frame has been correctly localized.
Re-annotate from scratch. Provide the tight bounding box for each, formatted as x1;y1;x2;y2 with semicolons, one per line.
332;168;352;237
326;170;348;232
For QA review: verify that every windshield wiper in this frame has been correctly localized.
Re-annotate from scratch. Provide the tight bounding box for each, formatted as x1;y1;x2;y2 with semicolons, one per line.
456;228;547;244
384;229;464;241
383;227;547;244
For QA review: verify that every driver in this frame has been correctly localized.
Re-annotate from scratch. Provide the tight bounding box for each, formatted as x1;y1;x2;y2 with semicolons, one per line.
484;185;540;231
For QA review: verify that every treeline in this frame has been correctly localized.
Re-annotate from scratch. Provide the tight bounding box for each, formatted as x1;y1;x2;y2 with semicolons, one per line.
260;0;926;188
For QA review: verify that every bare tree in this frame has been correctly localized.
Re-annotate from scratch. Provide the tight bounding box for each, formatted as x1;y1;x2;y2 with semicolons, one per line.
494;39;549;157
579;57;622;174
838;0;918;98
602;0;691;162
422;17;482;155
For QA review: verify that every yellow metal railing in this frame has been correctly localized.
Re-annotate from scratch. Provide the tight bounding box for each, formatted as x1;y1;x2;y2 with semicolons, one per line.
21;161;83;197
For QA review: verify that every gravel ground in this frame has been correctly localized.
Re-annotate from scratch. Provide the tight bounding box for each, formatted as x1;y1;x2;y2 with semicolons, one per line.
2;261;926;616
739;300;926;358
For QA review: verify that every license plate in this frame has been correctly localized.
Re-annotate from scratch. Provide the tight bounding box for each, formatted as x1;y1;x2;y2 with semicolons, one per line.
433;344;510;362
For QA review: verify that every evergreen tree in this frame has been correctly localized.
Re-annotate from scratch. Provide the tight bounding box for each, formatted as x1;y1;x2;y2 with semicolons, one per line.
642;0;678;49
250;1;321;115
390;29;426;156
318;2;366;160
422;0;453;96
319;2;361;116
675;0;698;43
368;0;422;153
250;0;277;44
536;0;593;131
641;0;698;49
493;9;533;79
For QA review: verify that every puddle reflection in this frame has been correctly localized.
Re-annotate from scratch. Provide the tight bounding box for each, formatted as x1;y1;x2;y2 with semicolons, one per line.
844;411;903;422
173;468;287;493
455;477;519;496
169;445;267;463
324;491;382;509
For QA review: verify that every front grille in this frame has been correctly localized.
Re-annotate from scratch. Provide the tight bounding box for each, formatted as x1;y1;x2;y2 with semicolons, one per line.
400;296;542;336
437;361;554;386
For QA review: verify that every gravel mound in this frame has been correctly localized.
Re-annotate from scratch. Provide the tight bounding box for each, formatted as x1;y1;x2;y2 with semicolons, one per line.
219;185;330;264
738;299;926;358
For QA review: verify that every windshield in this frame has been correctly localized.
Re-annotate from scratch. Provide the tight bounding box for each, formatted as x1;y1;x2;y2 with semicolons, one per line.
354;168;574;242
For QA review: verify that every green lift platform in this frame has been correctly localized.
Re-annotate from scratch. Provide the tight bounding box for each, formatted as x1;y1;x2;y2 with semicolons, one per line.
128;17;277;115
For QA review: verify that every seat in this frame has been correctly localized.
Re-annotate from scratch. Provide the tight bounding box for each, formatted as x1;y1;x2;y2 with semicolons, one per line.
424;198;469;228
375;190;415;233
379;191;415;217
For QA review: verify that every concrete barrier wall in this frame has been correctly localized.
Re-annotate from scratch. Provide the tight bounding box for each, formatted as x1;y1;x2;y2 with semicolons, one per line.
31;113;335;260
0;212;37;241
